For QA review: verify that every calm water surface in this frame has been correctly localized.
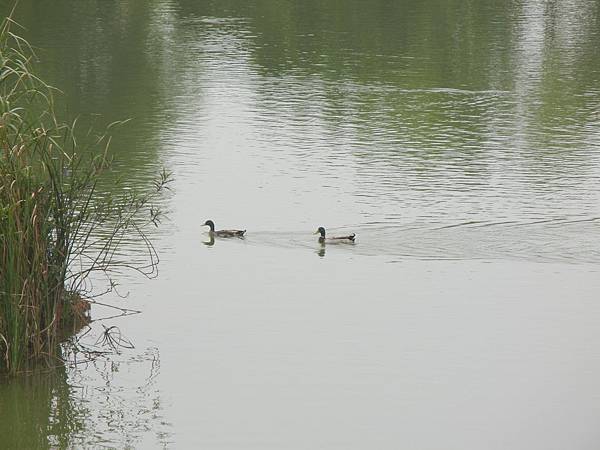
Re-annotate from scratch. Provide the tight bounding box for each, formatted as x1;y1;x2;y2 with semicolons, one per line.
2;0;600;448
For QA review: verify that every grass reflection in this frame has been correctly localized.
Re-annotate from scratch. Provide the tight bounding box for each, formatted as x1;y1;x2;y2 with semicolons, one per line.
0;343;171;448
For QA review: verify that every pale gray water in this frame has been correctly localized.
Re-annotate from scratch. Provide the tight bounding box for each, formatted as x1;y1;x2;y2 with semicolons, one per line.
1;0;600;448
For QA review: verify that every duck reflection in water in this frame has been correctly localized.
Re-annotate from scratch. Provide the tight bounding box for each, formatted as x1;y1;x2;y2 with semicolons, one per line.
202;234;215;246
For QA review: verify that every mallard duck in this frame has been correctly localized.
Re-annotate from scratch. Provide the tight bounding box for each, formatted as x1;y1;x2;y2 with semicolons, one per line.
203;220;246;237
315;226;355;243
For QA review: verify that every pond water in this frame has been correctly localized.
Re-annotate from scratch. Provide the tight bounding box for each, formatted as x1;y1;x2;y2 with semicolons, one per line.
2;0;600;448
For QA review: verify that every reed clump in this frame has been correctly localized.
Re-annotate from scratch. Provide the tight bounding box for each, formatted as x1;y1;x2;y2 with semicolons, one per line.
0;17;169;375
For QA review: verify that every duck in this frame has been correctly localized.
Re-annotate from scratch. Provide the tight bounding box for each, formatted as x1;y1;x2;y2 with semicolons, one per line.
315;226;355;243
203;220;246;237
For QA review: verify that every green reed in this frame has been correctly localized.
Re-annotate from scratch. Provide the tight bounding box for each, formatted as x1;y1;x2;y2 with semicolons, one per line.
0;16;170;374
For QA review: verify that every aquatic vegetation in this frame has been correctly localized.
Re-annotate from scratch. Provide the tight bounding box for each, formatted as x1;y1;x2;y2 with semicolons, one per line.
0;16;170;375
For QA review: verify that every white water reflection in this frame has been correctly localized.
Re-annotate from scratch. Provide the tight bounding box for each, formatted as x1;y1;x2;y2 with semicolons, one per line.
65;344;173;448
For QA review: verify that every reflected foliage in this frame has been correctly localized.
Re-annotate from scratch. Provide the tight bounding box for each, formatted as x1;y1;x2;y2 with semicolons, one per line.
0;367;83;449
6;0;177;187
8;0;600;166
0;345;171;448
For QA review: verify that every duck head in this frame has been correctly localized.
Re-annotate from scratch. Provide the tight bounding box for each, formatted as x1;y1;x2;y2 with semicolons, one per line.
314;226;326;238
203;220;215;232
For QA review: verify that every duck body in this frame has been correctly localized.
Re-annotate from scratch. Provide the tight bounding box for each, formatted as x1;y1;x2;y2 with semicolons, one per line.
203;220;246;238
214;229;246;237
315;226;355;243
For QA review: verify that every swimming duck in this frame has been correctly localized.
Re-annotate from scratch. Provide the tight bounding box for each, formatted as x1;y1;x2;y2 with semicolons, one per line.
315;226;355;243
203;220;246;237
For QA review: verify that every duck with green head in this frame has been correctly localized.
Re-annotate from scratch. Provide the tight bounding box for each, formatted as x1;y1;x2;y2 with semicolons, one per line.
203;220;246;237
315;226;355;243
